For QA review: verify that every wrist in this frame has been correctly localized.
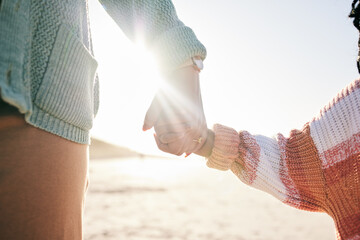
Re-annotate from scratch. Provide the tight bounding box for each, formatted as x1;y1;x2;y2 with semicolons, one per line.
177;56;204;72
195;129;214;157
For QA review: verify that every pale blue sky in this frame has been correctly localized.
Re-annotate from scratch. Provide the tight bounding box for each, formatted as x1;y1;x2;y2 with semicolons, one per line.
89;0;359;155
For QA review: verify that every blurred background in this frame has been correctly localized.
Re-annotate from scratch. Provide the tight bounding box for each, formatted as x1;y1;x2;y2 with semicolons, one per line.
85;0;358;239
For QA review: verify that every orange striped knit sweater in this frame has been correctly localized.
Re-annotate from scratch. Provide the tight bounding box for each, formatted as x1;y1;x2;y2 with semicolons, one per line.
206;79;360;239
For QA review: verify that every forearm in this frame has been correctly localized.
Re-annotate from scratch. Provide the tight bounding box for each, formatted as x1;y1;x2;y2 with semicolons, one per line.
98;0;206;72
201;124;326;212
198;80;360;212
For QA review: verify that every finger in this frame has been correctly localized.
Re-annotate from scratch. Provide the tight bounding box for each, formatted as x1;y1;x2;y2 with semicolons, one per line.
154;134;170;153
180;126;208;154
154;123;190;136
158;132;185;144
157;111;190;125
154;134;184;156
143;95;162;131
190;129;208;153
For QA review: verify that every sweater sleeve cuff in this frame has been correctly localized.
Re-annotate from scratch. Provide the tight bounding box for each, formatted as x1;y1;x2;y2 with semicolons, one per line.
152;26;207;74
206;124;240;171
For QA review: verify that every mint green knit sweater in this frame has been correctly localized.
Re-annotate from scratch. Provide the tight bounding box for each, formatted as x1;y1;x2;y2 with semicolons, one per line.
0;0;206;144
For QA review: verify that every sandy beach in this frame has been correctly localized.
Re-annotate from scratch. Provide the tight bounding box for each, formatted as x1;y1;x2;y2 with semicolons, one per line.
84;157;335;240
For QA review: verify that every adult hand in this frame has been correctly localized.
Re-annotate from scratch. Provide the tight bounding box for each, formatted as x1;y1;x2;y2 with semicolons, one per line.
143;66;208;156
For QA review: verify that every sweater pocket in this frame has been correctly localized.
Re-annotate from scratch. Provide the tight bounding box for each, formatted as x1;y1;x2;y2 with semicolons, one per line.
34;24;98;131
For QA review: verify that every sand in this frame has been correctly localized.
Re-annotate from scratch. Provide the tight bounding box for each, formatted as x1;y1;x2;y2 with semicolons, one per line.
84;158;335;240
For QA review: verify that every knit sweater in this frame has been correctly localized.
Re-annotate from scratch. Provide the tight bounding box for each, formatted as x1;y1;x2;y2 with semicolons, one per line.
207;79;360;240
0;0;206;144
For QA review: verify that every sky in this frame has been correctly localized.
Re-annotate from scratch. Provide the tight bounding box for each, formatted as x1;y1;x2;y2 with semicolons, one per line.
88;0;359;155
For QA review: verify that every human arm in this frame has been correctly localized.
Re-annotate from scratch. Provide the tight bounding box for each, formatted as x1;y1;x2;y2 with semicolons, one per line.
97;0;206;73
205;123;326;211
98;0;208;146
154;79;360;230
201;80;360;240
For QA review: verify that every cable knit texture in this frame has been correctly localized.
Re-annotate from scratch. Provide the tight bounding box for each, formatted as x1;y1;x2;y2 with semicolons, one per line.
0;0;206;144
207;79;360;240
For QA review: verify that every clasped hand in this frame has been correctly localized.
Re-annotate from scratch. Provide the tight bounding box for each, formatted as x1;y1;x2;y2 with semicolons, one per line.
143;67;208;156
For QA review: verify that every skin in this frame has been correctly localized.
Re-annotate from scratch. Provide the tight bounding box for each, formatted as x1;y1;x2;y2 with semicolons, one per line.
194;128;215;157
143;65;211;156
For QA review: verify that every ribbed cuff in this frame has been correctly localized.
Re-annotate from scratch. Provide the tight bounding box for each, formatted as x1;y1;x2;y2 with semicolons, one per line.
206;124;240;171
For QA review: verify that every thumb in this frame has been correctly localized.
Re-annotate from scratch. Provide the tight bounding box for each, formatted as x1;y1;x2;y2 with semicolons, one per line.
143;94;162;131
